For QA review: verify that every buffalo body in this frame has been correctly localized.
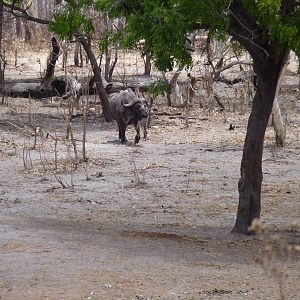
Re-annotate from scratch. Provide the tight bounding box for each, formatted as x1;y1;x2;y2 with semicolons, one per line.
109;89;148;144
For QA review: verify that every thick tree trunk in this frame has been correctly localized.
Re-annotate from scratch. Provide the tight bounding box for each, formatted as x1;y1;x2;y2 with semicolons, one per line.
232;53;289;234
40;37;60;92
77;36;112;122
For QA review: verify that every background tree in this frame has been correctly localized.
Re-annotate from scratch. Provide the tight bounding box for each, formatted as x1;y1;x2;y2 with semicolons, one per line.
49;0;113;121
1;0;113;121
1;0;299;234
99;0;300;234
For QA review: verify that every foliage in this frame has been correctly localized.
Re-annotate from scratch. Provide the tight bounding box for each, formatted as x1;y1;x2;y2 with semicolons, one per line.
97;0;300;70
49;0;96;39
97;0;232;70
148;79;171;98
98;29;122;54
6;1;299;63
2;0;23;5
230;40;245;56
243;0;300;55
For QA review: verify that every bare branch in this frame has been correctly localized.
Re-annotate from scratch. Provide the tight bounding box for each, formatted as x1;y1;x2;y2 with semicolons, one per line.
1;1;50;24
229;9;259;39
229;29;269;59
169;66;184;85
216;60;252;75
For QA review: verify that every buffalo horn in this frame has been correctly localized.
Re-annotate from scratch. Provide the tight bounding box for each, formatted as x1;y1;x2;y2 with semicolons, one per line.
121;98;136;107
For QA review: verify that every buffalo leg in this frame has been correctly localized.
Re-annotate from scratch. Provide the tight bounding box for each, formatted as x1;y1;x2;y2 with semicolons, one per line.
118;123;127;144
142;119;147;140
134;123;141;144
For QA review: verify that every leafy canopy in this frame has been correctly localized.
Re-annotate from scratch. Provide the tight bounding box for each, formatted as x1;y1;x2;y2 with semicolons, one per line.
48;0;96;39
243;0;300;50
97;0;300;70
2;0;299;68
97;0;232;70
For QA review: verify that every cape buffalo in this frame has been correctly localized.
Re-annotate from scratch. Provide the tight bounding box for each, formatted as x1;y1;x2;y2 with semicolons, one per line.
109;89;148;144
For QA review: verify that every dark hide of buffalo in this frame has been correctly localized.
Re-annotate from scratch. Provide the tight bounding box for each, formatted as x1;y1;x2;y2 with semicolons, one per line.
109;89;148;144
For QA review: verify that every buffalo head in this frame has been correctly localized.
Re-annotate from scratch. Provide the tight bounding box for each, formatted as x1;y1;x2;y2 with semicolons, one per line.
121;97;148;120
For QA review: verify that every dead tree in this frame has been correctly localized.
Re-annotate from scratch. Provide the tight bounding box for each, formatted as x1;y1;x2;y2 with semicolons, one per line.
74;42;83;67
102;14;120;82
271;55;289;147
143;52;152;76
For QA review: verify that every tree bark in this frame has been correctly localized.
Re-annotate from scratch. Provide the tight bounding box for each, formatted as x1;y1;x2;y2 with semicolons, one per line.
74;42;83;67
108;45;118;82
232;52;289;234
143;52;152;76
169;66;184;107
40;37;60;92
77;35;112;122
23;18;32;42
15;17;22;37
0;3;4;84
272;98;285;147
104;44;111;81
272;57;289;147
227;1;292;234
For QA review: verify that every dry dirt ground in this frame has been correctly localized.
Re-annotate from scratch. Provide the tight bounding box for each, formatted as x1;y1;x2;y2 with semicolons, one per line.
0;47;300;300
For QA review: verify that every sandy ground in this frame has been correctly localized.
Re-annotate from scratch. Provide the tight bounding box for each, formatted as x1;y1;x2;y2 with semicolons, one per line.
0;46;299;300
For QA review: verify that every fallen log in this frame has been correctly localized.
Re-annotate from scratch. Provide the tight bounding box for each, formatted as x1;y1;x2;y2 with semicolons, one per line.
0;79;55;98
0;75;158;99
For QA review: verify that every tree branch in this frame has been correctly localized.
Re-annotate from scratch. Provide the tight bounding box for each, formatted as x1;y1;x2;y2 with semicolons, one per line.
1;1;50;24
228;28;269;63
216;60;253;74
228;1;270;64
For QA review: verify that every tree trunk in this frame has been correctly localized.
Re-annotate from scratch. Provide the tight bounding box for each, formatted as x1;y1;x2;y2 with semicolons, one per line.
79;42;83;68
15;17;22;38
0;2;5;105
272;98;285;147
232;53;289;234
37;0;43;19
62;43;68;71
272;56;289;147
74;42;83;67
77;36;112;122
108;45;118;82
298;59;300;89
23;18;32;43
170;66;184;107
104;43;111;81
74;42;79;67
162;72;172;106
0;3;4;84
143;52;152;76
40;37;60;92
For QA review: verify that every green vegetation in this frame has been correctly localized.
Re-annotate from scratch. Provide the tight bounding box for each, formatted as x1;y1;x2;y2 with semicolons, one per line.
0;0;299;234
